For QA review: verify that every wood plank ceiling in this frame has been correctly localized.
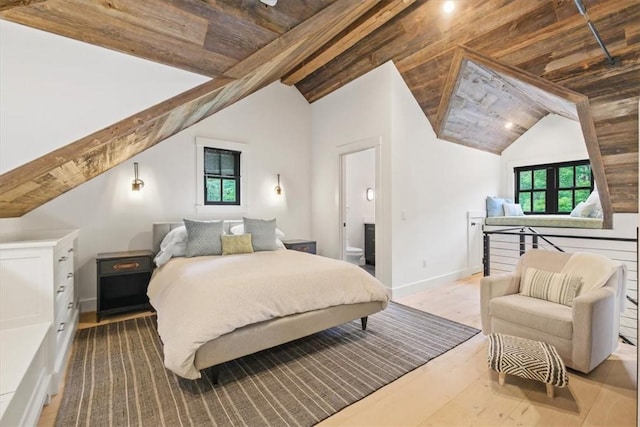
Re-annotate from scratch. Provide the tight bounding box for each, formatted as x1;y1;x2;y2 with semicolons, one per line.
0;0;637;218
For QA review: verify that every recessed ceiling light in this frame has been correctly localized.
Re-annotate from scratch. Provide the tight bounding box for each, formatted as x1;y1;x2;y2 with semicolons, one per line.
443;1;455;13
505;122;514;129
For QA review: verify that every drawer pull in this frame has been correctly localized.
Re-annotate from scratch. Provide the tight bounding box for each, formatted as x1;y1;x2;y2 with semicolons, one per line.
68;248;74;253
68;302;74;309
58;256;68;262
57;323;65;333
113;262;140;271
67;272;74;278
57;285;65;294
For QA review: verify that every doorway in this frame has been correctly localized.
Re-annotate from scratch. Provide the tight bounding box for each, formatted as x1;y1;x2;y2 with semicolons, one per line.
340;147;377;277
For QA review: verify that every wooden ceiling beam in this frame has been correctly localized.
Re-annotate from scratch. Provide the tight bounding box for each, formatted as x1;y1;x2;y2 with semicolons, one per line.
0;0;47;12
223;0;381;79
281;0;415;86
0;0;381;217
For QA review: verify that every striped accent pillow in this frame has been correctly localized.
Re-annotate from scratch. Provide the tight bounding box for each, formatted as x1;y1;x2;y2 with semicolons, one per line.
521;267;582;306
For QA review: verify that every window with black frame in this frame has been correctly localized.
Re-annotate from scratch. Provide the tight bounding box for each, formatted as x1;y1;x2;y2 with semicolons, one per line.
515;160;593;214
204;147;241;205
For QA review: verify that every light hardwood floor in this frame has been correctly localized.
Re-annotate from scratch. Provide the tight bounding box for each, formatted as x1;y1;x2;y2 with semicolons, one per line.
39;274;638;426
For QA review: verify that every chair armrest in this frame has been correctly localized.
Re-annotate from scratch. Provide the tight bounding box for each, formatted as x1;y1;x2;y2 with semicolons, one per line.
480;272;519;334
572;287;617;373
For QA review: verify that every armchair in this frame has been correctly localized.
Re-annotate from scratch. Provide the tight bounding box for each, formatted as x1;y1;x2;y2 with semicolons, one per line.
481;249;626;374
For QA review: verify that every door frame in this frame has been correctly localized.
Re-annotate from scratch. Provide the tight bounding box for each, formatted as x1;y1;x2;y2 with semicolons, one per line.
338;137;381;276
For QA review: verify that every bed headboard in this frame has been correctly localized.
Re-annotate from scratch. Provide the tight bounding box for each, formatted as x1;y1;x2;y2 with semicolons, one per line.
152;220;243;253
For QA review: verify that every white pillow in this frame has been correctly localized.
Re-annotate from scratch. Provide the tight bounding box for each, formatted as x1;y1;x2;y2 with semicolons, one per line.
570;201;586;217
580;190;602;218
231;224;285;239
503;203;525;216
154;226;187;267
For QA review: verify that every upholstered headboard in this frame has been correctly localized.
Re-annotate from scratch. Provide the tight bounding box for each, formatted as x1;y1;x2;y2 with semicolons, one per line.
152;220;243;253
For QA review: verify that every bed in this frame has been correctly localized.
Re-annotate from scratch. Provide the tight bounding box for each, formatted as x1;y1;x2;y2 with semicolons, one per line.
148;221;389;381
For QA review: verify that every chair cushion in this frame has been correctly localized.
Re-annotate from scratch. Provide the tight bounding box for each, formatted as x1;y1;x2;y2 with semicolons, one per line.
490;294;573;340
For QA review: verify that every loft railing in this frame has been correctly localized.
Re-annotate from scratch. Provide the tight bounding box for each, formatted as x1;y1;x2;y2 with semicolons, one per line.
483;226;638;346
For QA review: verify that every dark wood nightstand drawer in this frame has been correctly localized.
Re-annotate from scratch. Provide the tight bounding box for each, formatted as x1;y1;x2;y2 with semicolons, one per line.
99;256;152;276
282;240;317;254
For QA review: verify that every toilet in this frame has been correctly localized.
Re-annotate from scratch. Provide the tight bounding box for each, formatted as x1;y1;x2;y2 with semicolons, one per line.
345;240;364;265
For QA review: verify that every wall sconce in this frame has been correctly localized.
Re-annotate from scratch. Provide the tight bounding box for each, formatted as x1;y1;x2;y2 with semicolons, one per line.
366;188;374;201
131;162;144;191
274;173;282;195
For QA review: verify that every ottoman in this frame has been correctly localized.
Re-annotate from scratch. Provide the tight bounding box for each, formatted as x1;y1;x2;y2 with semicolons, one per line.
487;333;568;398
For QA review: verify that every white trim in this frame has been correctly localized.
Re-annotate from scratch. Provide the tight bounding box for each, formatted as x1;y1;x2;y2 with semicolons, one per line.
195;137;250;215
390;268;473;300
79;297;96;313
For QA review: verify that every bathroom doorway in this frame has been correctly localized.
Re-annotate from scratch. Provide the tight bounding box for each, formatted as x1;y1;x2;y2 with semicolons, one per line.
340;147;376;277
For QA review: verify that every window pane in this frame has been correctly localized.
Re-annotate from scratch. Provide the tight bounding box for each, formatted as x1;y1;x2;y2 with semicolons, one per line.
519;192;531;212
204;151;220;174
533;169;546;189
206;177;221;202
532;192;546;212
559;166;573;188
558;190;573;212
575;189;590;204
576;165;591;187
519;171;532;190
220;154;235;176
222;179;236;202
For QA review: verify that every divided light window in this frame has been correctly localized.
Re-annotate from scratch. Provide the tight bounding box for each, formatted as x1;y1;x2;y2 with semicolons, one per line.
515;160;593;214
204;147;241;205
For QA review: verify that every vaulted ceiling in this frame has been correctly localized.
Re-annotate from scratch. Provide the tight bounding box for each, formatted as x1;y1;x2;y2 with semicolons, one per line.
0;0;638;223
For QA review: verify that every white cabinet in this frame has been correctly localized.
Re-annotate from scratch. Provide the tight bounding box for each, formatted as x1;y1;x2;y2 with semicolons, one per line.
0;229;79;425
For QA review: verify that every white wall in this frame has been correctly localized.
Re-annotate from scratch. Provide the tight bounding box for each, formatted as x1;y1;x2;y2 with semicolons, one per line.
345;149;375;252
500;113;638;235
0;20;209;174
311;62;394;286
500;113;588;198
389;65;501;296
0;22;312;311
311;61;502;295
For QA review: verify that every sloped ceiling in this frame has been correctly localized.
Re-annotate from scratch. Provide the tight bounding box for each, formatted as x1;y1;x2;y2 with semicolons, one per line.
436;52;579;155
0;0;638;219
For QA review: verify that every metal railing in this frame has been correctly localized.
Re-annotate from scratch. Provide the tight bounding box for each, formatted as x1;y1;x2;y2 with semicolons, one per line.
483;226;638;346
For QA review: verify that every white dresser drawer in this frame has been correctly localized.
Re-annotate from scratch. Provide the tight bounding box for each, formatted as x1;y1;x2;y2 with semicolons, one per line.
0;229;79;400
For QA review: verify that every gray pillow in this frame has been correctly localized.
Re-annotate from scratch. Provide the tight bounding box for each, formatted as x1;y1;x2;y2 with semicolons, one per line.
183;219;223;257
243;217;277;251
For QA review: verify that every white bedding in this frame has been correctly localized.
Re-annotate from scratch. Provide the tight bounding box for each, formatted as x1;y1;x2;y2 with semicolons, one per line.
147;250;390;379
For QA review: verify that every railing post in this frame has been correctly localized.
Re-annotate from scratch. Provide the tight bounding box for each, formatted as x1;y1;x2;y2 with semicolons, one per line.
483;233;490;276
519;228;526;256
532;234;539;249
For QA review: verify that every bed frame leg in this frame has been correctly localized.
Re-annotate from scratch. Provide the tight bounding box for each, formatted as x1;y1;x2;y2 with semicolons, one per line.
361;316;368;330
205;366;220;384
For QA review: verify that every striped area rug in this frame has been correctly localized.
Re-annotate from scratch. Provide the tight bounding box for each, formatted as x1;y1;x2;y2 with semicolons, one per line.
55;302;479;426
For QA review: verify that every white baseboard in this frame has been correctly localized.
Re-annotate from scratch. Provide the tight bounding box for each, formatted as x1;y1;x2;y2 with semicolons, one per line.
390;268;475;300
79;298;96;313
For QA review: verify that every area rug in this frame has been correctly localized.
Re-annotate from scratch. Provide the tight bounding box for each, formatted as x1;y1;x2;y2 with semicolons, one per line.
56;302;479;426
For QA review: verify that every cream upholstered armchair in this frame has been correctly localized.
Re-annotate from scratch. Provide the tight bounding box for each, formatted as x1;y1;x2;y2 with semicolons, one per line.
481;249;626;374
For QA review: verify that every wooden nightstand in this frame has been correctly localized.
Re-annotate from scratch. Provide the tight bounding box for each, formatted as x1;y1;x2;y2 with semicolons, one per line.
96;250;154;322
282;239;317;254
